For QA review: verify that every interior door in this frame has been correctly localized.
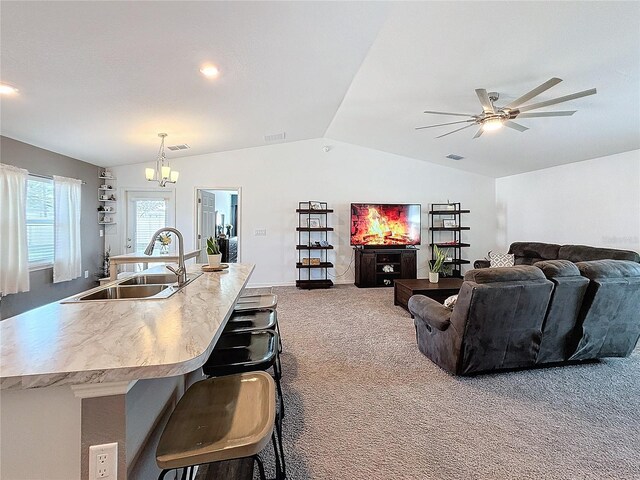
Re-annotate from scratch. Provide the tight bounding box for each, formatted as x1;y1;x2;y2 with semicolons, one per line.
197;190;217;262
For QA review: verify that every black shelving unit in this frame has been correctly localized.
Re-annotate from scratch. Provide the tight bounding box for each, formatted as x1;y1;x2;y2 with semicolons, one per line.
429;203;470;278
296;201;334;289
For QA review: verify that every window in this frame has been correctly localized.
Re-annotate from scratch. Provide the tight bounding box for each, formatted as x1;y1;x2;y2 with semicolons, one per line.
133;199;167;252
26;176;55;268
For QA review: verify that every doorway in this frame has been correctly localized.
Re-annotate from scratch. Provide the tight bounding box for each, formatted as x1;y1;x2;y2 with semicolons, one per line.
125;190;175;254
196;188;241;263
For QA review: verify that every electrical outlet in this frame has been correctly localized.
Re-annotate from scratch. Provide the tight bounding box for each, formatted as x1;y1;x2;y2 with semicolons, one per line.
255;228;267;236
89;443;117;479
84;270;89;278
100;229;104;237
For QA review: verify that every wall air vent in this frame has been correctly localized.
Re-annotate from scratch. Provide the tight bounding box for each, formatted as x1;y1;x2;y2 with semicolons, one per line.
446;154;464;161
264;132;286;143
167;144;190;151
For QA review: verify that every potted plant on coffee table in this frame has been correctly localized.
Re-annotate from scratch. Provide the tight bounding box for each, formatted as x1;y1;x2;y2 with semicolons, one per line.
429;245;448;283
206;236;222;267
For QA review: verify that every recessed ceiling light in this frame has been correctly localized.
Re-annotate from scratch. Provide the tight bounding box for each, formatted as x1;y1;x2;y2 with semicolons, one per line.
0;83;19;95
199;65;220;78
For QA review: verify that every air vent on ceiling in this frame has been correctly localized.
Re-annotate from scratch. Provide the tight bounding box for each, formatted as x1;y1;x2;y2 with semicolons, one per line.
264;132;286;143
167;144;190;151
446;154;464;161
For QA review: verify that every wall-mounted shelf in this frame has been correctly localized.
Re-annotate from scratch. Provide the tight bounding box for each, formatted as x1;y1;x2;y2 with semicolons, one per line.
98;170;117;227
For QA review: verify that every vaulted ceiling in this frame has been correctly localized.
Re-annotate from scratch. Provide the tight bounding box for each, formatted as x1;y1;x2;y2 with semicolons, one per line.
1;1;639;177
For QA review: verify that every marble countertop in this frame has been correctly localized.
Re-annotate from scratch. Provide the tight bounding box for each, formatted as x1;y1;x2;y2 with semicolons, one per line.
0;263;254;390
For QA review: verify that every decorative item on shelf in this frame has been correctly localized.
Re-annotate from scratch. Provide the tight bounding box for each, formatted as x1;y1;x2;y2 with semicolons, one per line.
145;133;180;187
104;206;113;212
443;219;458;228
309;201;322;210
102;246;111;277
319;240;330;247
100;194;109;200
382;264;394;273
157;232;172;254
109;194;116;201
99;169;114;179
302;257;321;266
428;245;448;283
383;279;392;286
206;236;222;267
225;224;233;237
307;218;321;228
97;205;105;212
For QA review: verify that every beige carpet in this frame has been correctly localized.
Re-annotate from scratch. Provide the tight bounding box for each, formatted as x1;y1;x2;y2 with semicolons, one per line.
265;284;640;480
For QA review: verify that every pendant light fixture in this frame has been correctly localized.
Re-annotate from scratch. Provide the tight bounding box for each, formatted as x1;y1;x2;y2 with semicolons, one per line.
145;133;179;187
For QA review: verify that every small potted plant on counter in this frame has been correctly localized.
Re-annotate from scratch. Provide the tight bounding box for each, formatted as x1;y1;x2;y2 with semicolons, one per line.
206;236;222;267
429;245;448;283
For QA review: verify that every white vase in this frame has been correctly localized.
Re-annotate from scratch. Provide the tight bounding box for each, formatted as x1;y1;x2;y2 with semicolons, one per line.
429;272;439;283
207;253;222;267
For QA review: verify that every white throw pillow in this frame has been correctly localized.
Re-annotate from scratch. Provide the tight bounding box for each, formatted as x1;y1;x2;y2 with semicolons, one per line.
489;252;515;268
444;294;458;310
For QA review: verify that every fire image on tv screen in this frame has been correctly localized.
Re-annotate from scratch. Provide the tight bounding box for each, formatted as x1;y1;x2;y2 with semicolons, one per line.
350;203;421;246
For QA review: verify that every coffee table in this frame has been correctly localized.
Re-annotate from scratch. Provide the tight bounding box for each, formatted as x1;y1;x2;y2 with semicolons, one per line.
394;278;464;313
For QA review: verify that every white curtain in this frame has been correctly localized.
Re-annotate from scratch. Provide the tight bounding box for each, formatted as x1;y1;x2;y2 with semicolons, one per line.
53;175;82;283
0;163;30;296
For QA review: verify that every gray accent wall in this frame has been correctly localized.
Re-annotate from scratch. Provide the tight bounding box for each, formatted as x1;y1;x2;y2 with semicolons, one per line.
0;136;103;319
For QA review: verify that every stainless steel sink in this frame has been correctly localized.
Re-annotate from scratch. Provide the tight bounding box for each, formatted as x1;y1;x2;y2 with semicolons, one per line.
75;284;174;301
119;273;200;286
62;272;202;303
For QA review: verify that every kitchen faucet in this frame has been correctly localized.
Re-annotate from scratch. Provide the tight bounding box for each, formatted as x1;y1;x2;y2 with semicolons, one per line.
144;227;188;285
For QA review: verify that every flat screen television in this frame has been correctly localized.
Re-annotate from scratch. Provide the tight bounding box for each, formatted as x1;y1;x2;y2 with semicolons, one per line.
350;203;421;246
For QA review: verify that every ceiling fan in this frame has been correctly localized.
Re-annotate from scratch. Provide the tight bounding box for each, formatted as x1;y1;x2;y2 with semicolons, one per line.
416;78;596;139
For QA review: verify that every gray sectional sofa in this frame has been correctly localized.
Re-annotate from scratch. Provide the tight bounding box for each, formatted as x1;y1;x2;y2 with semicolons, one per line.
474;242;640;268
408;254;640;375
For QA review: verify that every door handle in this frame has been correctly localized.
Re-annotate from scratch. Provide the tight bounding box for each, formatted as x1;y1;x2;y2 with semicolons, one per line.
127;244;132;248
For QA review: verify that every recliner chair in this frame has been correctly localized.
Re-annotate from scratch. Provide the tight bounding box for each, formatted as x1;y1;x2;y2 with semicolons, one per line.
570;260;640;360
534;260;589;364
408;266;553;375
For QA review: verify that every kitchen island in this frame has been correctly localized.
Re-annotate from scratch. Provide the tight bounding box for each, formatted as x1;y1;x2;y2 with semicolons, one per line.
0;263;254;480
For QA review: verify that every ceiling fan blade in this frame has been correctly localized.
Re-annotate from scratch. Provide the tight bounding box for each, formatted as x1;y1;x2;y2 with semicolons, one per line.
435;123;476;138
415;119;476;130
475;89;495;114
473;127;484;139
504;121;529;132
516;111;576;118
518;88;597;113
503;77;562;109
423;110;477;117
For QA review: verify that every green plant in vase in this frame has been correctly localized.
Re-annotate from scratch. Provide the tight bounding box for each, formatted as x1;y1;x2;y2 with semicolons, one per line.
428;245;449;283
206;236;222;267
157;232;172;254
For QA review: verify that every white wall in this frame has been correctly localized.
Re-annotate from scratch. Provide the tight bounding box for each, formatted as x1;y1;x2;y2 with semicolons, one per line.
1;386;81;479
107;138;497;286
496;149;640;252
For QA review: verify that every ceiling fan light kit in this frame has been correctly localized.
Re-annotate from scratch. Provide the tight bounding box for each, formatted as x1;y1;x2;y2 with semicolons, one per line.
416;78;597;139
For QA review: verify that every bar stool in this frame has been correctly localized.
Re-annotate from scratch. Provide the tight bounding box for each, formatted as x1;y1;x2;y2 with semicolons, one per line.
236;293;278;310
203;331;287;478
224;309;277;334
156;372;281;480
233;294;282;353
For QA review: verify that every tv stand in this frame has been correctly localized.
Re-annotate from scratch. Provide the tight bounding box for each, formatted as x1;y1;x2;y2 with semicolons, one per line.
354;248;417;288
